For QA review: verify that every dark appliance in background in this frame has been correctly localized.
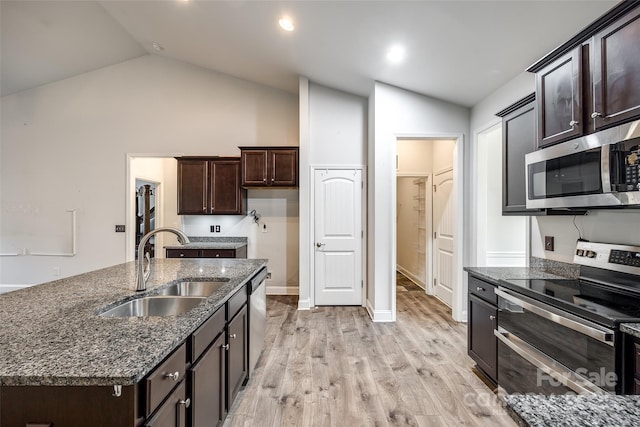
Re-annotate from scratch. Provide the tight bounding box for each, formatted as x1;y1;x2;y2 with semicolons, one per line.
496;241;640;395
525;119;640;209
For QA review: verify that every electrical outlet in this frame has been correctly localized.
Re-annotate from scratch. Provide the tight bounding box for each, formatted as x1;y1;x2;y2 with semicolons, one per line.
210;225;221;233
545;236;555;251
262;224;267;233
115;225;125;232
266;272;272;280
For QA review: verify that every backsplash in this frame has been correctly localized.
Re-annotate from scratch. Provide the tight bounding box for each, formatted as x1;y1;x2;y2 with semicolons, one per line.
529;256;580;278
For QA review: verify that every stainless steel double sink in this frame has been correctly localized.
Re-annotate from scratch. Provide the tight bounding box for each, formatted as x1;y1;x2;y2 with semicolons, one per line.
99;279;229;318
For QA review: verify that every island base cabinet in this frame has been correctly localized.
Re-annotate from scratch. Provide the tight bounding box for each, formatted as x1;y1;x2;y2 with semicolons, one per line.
190;333;226;427
227;305;248;408
0;384;141;427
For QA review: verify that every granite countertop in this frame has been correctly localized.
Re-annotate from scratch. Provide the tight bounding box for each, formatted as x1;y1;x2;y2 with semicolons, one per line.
464;266;574;285
621;323;640;338
0;258;266;387
504;394;640;427
164;236;248;250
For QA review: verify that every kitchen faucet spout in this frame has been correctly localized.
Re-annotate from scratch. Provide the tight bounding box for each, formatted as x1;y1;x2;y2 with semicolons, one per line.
135;227;190;291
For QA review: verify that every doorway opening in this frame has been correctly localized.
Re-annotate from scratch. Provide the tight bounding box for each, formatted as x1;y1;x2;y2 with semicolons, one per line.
395;138;456;308
135;180;157;259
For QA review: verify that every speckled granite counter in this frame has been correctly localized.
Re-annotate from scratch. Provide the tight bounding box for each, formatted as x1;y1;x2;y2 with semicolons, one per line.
621;323;640;338
164;236;248;250
504;394;640;427
0;258;266;387
464;266;575;285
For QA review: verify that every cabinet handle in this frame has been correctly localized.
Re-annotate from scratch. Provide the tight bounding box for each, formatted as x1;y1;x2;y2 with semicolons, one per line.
591;112;603;119
476;286;485;292
222;344;230;351
271;178;275;183
489;315;496;320
178;398;191;408
263;178;266;183
164;371;180;381
229;333;237;339
569;120;579;126
215;254;220;258
180;253;185;257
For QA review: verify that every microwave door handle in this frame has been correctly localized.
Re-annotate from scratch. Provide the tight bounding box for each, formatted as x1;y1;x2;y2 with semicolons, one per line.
601;145;612;193
495;288;614;346
494;328;607;395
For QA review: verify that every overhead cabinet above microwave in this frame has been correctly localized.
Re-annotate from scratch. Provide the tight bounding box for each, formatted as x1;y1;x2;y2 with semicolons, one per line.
530;2;640;149
239;147;299;188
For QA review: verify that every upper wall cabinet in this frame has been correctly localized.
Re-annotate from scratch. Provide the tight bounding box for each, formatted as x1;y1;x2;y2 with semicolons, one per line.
592;7;640;130
536;47;584;148
529;2;640;148
177;157;246;215
239;147;299;188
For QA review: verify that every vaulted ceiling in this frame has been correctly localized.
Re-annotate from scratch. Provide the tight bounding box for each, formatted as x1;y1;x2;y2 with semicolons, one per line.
1;0;618;106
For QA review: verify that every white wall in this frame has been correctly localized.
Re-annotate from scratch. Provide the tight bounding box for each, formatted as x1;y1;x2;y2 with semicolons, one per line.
298;80;367;309
369;82;469;321
1;54;298;287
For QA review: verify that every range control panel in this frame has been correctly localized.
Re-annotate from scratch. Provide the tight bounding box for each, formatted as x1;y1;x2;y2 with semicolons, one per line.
574;241;640;275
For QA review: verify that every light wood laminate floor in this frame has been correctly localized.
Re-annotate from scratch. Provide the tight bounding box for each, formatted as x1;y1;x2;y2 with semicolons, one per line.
226;276;516;427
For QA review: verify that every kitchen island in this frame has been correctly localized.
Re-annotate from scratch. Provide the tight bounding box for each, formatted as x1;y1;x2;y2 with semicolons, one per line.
0;257;267;426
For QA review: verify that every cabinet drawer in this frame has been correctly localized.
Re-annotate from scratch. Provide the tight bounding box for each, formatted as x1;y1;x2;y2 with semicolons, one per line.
201;249;235;258
166;249;201;258
227;284;247;321
192;306;226;363
144;381;187;427
468;276;497;305
145;343;187;417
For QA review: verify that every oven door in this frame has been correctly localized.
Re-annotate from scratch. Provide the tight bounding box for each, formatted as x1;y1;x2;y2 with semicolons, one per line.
495;287;615;394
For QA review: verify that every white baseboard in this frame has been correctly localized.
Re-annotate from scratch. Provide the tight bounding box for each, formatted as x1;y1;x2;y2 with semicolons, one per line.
486;251;526;267
396;265;426;289
366;300;395;322
266;285;299;295
297;298;311;310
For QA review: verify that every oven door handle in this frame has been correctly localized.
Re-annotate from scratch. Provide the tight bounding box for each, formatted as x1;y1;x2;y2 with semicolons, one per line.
495;327;608;395
495;287;614;346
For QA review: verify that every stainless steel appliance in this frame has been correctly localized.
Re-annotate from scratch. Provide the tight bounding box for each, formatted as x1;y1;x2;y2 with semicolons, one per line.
525;119;640;209
496;241;640;395
248;267;268;374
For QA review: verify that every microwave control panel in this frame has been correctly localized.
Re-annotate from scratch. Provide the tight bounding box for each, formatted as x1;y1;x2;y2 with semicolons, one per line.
625;145;640;190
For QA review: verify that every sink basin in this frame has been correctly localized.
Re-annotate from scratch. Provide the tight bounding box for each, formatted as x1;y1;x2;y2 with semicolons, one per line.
99;296;205;318
156;280;229;297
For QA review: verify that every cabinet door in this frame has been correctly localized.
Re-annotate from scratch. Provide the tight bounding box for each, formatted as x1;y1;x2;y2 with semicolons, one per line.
178;160;208;214
502;98;540;214
143;381;187;427
227;305;248;408
536;47;584;148
191;333;226;427
269;149;298;186
468;294;497;383
210;160;243;214
593;7;640;130
241;150;268;186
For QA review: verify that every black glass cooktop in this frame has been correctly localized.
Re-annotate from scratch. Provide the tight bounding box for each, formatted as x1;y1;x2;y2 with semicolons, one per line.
500;278;640;327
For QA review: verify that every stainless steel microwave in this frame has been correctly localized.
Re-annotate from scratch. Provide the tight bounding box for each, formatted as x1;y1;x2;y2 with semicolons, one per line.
525;120;640;209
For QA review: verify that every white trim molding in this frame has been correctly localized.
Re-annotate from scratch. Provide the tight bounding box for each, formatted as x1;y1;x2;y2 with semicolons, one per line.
266;286;299;296
486;251;527;267
366;300;394;322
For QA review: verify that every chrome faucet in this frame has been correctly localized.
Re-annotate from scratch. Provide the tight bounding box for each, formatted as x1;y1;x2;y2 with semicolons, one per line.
136;227;190;291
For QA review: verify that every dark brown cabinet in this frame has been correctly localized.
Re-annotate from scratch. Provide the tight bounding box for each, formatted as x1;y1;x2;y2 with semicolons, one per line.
536;47;584;148
240;147;298;187
497;94;542;215
592;7;640;131
166;247;247;259
623;333;640;394
227;305;248;407
143;381;188;427
467;275;498;385
190;328;226;427
529;2;640;147
177;157;246;215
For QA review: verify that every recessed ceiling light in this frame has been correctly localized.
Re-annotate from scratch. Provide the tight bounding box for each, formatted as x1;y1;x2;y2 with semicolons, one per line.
152;42;164;52
386;45;406;63
278;17;295;32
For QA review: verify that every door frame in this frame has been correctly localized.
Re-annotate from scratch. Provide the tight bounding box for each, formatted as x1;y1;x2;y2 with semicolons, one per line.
392;133;464;321
309;165;367;307
125;153;182;262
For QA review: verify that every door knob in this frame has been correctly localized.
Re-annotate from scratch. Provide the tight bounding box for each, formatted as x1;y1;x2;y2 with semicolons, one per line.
316;242;325;248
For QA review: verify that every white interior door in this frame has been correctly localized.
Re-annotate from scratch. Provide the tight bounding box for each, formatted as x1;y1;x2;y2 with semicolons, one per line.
314;169;363;306
433;169;454;307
